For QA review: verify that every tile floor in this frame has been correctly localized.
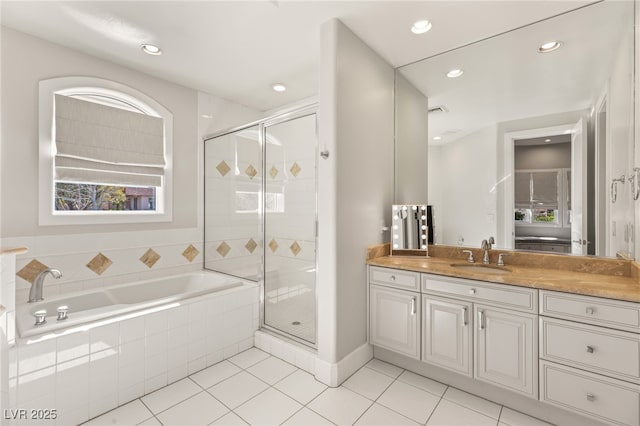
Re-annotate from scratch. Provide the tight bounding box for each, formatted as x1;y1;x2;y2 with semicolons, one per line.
82;347;554;426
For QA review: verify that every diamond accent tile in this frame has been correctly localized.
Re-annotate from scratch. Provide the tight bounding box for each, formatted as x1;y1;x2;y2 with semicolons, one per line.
269;165;279;179
245;238;258;254
290;241;301;256
268;239;278;253
290;162;301;177
86;253;113;276
245;164;258;179
16;259;49;284
140;248;161;268
216;160;231;176
182;244;200;262
217;241;231;257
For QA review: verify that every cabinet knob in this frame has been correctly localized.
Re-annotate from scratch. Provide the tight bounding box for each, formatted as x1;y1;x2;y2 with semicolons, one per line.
390;275;396;281
586;393;595;402
469;288;476;295
586;345;594;354
586;307;595;315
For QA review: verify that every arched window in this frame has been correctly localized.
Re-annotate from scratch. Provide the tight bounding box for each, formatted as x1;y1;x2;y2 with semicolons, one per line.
39;77;173;225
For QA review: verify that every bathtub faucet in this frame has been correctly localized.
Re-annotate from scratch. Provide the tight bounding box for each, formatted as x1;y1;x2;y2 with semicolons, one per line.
28;269;62;303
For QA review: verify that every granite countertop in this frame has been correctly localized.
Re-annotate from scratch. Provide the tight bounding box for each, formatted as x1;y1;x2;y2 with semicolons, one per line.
366;244;640;303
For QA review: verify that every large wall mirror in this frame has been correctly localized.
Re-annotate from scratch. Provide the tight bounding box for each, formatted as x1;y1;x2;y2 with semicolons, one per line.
395;0;637;259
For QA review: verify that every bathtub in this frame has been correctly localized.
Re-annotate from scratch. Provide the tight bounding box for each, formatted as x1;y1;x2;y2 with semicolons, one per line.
16;270;244;338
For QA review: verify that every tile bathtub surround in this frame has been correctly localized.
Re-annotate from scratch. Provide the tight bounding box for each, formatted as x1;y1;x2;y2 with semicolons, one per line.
6;283;259;425
83;350;553;426
4;228;203;301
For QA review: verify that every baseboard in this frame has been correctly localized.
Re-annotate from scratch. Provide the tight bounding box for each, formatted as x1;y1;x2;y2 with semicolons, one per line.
315;342;373;387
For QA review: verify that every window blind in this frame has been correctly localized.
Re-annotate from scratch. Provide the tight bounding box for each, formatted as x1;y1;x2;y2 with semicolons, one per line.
54;94;165;187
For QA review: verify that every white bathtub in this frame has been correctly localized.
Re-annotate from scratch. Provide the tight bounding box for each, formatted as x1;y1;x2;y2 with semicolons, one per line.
16;270;244;338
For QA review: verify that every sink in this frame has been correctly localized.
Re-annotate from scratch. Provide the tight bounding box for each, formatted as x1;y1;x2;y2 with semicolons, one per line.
449;263;511;275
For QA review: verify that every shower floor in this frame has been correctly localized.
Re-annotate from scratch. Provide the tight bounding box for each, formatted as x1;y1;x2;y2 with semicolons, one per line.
264;285;316;344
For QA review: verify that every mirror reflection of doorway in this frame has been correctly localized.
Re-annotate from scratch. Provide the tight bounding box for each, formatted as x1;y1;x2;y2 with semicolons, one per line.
513;135;572;254
505;119;590;255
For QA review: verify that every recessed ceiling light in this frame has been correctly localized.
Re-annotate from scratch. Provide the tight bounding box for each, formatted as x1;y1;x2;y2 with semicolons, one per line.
544;138;551;142
433;136;442;141
141;44;162;56
446;69;464;78
538;41;561;53
411;20;432;34
272;83;287;92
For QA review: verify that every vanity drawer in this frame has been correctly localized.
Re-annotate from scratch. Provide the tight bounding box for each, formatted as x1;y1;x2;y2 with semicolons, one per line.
422;274;537;313
370;266;420;291
540;290;640;333
540;361;640;426
540;317;640;383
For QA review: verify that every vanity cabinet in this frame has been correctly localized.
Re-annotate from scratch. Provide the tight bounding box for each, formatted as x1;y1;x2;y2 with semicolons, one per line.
539;290;640;426
422;295;472;376
474;304;537;397
369;267;421;359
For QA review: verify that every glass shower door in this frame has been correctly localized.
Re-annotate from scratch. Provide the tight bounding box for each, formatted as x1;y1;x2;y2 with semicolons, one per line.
204;125;262;281
263;114;317;345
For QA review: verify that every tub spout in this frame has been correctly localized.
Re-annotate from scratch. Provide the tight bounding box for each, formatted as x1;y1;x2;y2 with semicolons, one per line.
28;269;62;303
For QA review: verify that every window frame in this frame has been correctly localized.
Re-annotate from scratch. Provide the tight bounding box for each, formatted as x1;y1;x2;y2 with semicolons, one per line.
39;77;173;225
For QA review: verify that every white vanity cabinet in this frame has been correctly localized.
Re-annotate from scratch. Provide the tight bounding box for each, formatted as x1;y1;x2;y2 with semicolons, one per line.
422;275;538;398
539;290;640;426
422;295;472;376
474;304;537;397
369;267;421;359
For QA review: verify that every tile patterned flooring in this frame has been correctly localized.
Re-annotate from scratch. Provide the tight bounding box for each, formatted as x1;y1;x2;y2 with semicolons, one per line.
83;348;553;426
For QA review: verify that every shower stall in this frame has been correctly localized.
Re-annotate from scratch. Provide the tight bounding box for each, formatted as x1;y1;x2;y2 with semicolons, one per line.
203;105;318;346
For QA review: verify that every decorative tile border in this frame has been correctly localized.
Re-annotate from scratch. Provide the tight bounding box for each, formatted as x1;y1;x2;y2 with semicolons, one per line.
182;244;200;262
139;248;161;268
86;252;113;275
16;259;49;284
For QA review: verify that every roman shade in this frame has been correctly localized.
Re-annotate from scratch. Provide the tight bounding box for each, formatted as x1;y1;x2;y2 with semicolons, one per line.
54;94;165;187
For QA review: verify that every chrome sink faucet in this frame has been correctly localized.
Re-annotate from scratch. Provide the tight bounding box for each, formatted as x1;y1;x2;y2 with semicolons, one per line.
481;237;494;264
28;268;62;303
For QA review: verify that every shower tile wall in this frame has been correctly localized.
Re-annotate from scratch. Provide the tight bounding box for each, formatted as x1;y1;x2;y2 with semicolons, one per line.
4;284;258;426
1;229;203;303
204;127;262;281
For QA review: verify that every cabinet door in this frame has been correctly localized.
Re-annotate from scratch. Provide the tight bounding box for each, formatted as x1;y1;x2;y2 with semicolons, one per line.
370;284;420;359
422;295;472;376
474;305;538;398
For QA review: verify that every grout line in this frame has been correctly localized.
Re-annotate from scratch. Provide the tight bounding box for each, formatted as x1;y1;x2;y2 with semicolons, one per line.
423;393;444;426
302;400;338;426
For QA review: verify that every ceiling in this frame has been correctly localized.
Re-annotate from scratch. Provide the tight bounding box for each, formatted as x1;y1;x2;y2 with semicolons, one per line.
397;0;630;146
1;1;596;111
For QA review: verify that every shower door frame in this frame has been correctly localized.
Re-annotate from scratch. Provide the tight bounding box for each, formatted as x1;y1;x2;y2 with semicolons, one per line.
202;102;318;349
260;104;319;349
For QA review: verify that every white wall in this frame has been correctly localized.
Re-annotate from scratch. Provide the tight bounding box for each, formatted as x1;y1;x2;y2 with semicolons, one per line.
430;125;498;247
317;18;394;380
427;146;444;244
1;27;259;300
395;73;428;204
606;18;635;258
635;0;640;260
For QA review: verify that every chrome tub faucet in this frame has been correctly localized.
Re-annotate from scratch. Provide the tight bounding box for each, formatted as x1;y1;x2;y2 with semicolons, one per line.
28;268;62;303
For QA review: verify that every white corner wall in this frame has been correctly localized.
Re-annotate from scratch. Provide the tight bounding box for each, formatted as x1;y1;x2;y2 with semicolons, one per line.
395;73;428;204
433;126;498;247
606;19;635;258
317;18;394;385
